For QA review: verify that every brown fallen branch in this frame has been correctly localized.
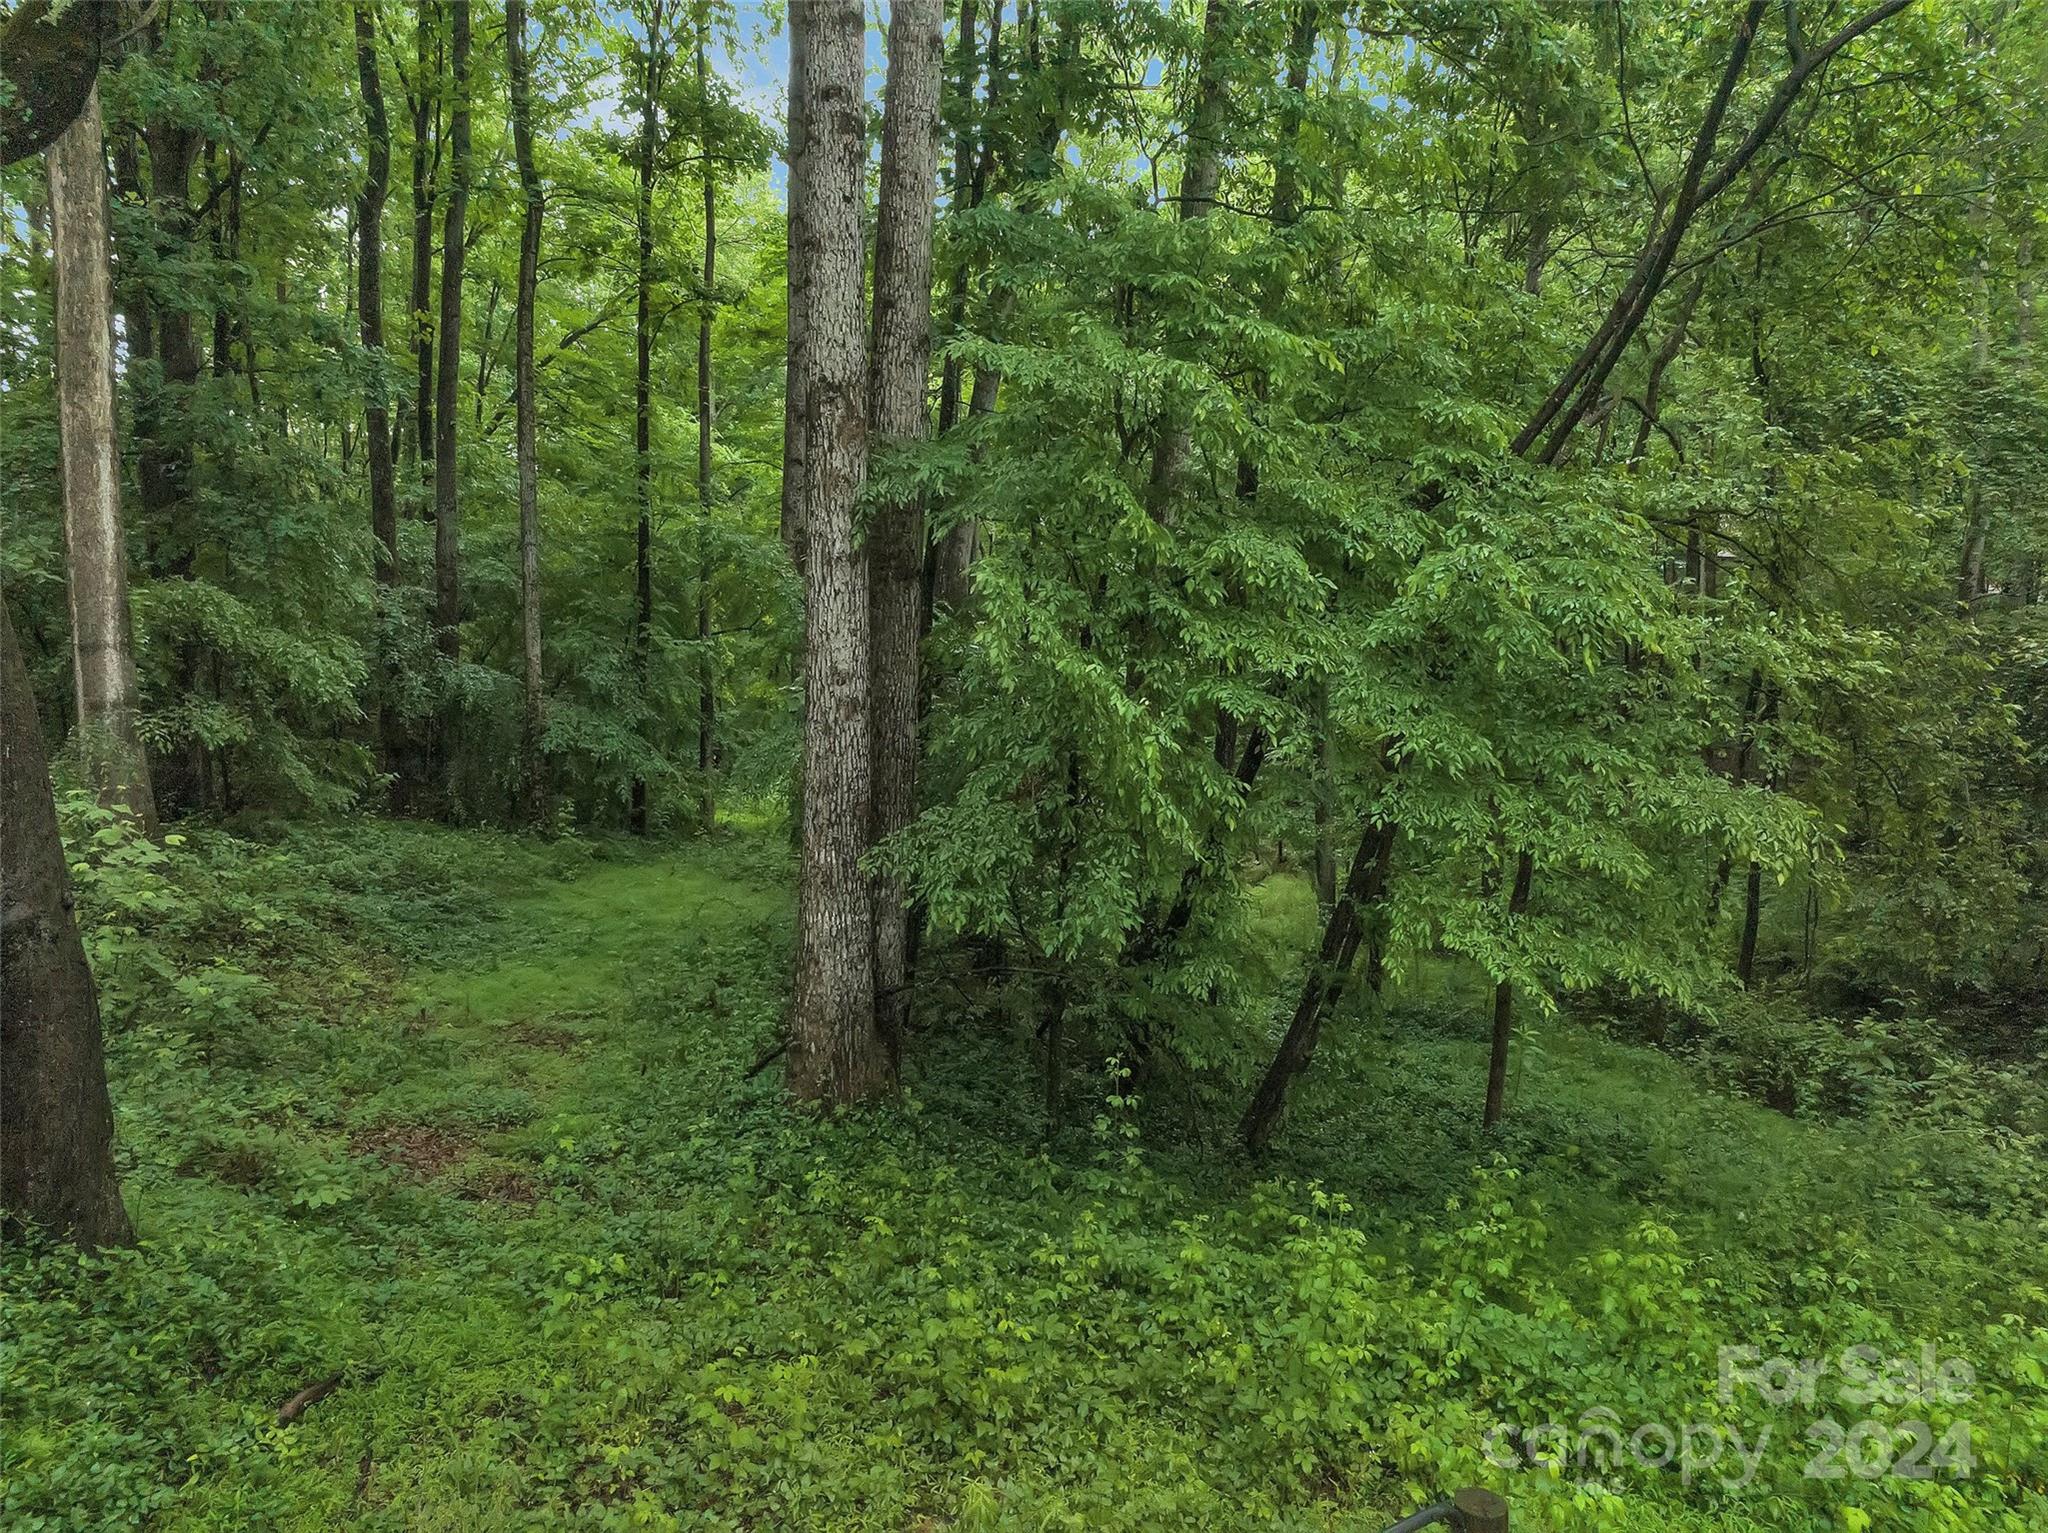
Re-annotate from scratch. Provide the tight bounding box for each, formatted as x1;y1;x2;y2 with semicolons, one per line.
276;1373;344;1426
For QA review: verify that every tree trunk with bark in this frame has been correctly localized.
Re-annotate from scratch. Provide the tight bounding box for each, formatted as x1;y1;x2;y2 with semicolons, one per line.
778;2;810;574
1240;820;1396;1151
432;0;470;701
1146;0;1230;518
694;11;716;831
867;0;944;1070
354;3;405;781
787;0;889;1104
1482;848;1534;1129
509;0;546;827
47;87;155;836
629;2;665;834
1;603;133;1249
410;1;437;471
1737;860;1764;986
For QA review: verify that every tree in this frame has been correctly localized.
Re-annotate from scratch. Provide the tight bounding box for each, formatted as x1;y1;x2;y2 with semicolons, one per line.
0;608;133;1249
2;16;131;1251
866;0;944;1065
408;0;438;470
354;1;403;781
628;0;672;835
46;84;155;835
508;0;546;827
433;0;470;698
777;3;809;573
787;0;888;1103
693;5;716;831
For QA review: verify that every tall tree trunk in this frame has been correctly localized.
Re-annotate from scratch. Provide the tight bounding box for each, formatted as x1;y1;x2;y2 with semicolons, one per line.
778;2;809;573
629;2;664;835
926;0;989;616
1239;820;1396;1151
1145;0;1230;518
1482;849;1534;1129
1;603;133;1249
509;0;546;827
787;0;887;1104
694;10;716;831
138;102;209;814
410;0;437;471
432;0;470;776
47;87;155;836
354;2;403;783
867;0;944;1070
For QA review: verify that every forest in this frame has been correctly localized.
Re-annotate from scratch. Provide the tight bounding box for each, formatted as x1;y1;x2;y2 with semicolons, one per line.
0;0;2044;1528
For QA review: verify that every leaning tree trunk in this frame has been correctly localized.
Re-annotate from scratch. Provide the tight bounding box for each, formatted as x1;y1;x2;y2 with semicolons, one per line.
1;603;133;1250
47;86;155;836
1240;820;1396;1151
431;0;470;787
508;0;546;827
694;10;717;831
866;0;945;1069
787;0;888;1104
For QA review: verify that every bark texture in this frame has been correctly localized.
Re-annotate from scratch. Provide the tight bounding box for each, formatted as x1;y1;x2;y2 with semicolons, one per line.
867;0;945;1066
47;87;156;835
1;604;133;1249
788;0;888;1104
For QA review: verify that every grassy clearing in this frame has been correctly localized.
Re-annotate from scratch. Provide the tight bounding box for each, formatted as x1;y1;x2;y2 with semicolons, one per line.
3;824;2042;1531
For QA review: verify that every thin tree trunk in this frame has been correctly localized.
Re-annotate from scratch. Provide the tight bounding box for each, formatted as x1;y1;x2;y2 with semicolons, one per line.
1482;849;1534;1129
695;10;716;831
1240;819;1396;1151
1;602;133;1250
1145;0;1230;518
787;0;888;1104
926;0;1001;615
629;2;664;835
778;2;809;574
354;3;403;787
410;0;436;471
867;0;944;1070
47;87;155;835
432;0;470;784
1737;860;1764;986
1312;680;1335;908
509;0;546;827
932;0;980;441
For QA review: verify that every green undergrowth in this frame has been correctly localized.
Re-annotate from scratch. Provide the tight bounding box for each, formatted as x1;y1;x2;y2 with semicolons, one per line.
3;821;2043;1531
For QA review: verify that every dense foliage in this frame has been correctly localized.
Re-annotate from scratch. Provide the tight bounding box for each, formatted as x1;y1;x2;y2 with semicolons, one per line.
1;822;2042;1529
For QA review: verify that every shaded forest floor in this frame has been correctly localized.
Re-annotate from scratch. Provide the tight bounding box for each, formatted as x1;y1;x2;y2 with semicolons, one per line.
2;825;2043;1531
